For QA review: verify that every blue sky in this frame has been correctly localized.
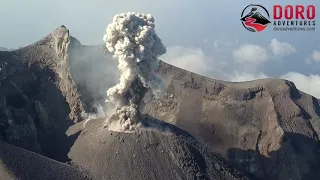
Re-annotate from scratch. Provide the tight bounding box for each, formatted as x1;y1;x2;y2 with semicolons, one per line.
0;0;319;97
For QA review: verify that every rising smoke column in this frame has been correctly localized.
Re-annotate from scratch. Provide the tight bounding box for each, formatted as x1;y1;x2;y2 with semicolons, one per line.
103;12;166;131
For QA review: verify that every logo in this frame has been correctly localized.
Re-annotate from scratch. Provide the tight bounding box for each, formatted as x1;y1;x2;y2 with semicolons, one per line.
273;5;315;20
240;4;271;32
241;4;316;32
273;5;316;31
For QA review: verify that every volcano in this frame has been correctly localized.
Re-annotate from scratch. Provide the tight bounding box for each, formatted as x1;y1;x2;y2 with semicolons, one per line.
241;10;271;32
0;26;320;180
241;11;271;25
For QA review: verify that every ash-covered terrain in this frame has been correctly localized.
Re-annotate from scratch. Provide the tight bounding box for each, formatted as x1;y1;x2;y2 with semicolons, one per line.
0;13;320;180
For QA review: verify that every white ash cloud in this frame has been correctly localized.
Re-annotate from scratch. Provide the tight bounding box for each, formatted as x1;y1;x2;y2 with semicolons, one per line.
107;104;142;132
102;12;166;131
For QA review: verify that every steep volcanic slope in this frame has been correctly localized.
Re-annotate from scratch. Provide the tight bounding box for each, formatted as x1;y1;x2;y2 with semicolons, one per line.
0;141;89;180
11;26;86;123
67;116;249;180
0;26;88;161
139;61;320;180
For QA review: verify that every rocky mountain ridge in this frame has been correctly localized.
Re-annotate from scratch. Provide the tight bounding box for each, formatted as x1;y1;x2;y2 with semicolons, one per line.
0;26;319;180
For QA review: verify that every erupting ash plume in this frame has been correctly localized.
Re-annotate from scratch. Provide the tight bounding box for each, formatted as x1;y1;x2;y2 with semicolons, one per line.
103;12;166;131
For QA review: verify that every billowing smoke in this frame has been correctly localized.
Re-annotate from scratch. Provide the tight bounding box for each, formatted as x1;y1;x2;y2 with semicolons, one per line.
103;12;166;132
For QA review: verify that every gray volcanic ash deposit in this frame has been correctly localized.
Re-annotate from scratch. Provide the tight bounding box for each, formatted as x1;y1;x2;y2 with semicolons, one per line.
0;141;89;180
67;115;248;180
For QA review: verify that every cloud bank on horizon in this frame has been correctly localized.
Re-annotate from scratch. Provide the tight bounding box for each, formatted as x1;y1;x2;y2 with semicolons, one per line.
161;37;320;98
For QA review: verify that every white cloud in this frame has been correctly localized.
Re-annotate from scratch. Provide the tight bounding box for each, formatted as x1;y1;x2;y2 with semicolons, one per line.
269;38;296;56
281;72;320;98
233;44;268;64
161;46;215;76
312;50;320;62
228;71;320;98
228;72;269;82
160;46;232;79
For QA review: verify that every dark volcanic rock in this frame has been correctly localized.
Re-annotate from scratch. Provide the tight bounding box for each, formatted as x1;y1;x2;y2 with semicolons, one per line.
12;26;85;123
0;26;86;160
140;61;320;180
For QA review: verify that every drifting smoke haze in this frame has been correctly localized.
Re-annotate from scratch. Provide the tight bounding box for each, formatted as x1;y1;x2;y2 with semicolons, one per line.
102;12;166;132
68;43;119;113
